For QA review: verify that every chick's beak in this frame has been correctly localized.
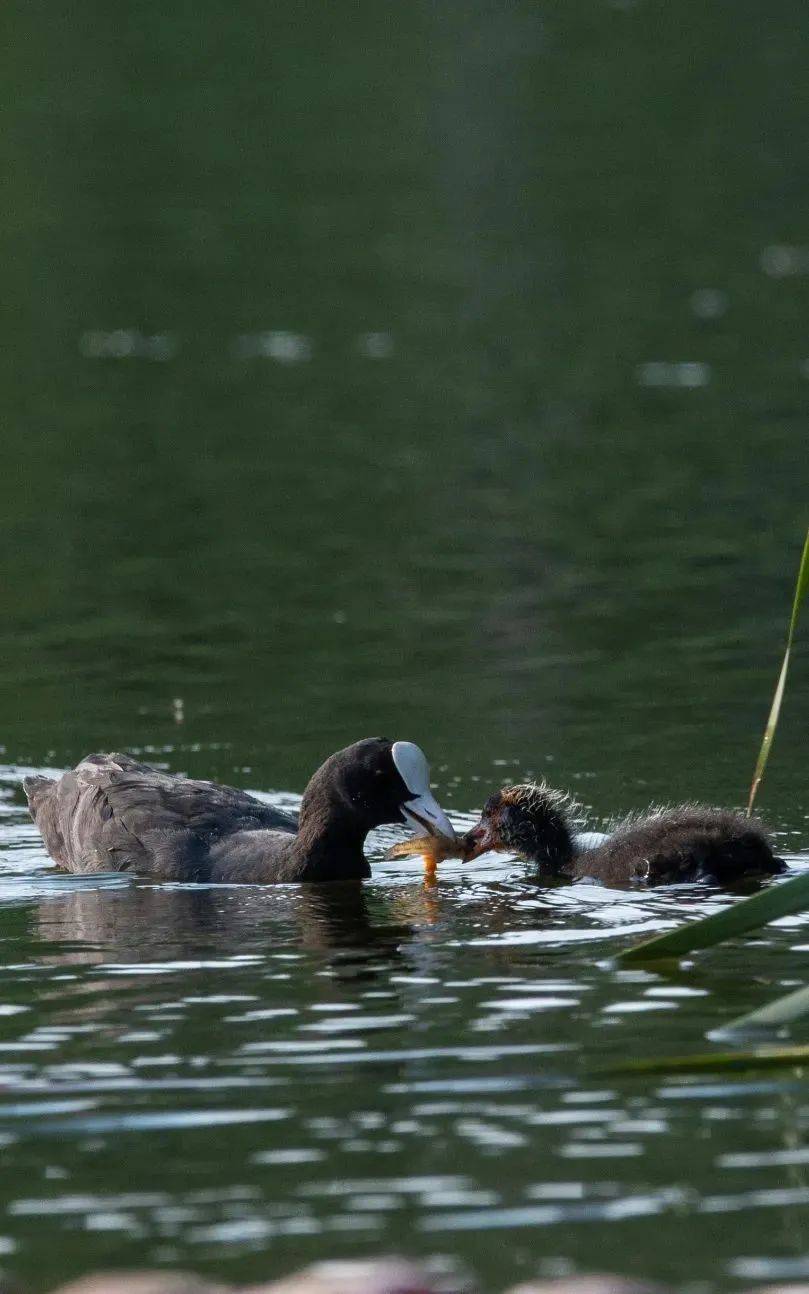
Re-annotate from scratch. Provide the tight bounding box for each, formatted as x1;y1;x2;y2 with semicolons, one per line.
463;818;498;861
401;789;456;841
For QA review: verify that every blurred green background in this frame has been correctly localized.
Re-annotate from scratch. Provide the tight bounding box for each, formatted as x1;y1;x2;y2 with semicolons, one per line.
2;0;808;819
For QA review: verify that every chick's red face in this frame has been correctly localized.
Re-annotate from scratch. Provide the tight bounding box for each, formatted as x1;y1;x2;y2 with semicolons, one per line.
461;782;575;868
462;793;506;860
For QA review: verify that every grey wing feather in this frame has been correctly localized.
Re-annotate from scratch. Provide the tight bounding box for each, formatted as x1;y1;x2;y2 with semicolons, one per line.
24;753;297;880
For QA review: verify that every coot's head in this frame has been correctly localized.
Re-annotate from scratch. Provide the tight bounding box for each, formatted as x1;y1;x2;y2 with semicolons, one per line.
302;738;455;840
464;782;574;867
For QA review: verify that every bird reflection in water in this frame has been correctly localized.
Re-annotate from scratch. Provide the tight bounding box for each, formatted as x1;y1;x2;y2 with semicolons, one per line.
32;879;419;980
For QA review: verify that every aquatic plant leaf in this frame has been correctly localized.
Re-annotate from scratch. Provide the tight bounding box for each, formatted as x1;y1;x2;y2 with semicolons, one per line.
618;529;809;964
718;983;809;1035
386;834;463;862
386;832;464;883
602;1042;809;1077
616;869;809;962
747;527;809;814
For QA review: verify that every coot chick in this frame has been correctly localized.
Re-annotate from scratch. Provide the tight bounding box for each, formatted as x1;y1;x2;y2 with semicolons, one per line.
24;738;455;884
464;783;784;886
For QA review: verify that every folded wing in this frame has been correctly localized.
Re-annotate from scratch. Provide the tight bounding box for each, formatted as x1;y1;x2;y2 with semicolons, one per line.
24;752;297;880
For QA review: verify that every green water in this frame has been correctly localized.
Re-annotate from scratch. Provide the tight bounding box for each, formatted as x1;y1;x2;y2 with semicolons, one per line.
1;0;809;1288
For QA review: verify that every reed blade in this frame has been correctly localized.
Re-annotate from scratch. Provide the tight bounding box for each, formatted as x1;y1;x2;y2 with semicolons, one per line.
601;1042;809;1077
616;870;809;962
717;983;809;1036
618;528;809;964
747;527;809;814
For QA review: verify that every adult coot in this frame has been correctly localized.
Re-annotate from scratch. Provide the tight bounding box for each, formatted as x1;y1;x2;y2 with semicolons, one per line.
24;738;454;884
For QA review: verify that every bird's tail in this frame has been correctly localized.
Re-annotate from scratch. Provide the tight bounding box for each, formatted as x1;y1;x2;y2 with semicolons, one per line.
23;775;68;864
23;775;55;818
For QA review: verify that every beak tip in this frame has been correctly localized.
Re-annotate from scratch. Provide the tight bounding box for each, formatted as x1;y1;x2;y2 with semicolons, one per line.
463;823;495;861
402;793;456;843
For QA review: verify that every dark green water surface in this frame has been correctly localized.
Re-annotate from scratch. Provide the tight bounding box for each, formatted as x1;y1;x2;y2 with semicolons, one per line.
1;1;809;1288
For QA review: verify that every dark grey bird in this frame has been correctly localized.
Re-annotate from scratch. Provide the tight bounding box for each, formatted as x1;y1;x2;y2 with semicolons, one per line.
23;738;455;884
463;782;785;886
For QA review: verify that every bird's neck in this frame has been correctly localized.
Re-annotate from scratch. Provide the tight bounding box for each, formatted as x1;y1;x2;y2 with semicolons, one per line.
292;801;371;882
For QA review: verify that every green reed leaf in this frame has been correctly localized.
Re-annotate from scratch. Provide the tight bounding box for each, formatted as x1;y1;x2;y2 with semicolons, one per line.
617;528;809;964
602;1042;809;1077
747;527;809;814
616;869;809;962
718;983;809;1036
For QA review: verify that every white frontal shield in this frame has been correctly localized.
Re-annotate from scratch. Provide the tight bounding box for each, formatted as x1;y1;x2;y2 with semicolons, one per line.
392;741;456;841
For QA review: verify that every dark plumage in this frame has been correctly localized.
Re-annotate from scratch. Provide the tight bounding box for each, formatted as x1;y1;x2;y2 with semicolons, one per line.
464;782;785;887
24;738;454;884
465;782;575;870
574;805;784;886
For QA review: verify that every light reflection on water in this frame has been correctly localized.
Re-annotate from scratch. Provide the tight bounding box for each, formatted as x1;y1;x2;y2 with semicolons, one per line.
0;769;808;1289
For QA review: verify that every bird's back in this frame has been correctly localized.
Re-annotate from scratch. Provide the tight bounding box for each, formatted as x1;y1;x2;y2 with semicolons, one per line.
24;753;298;881
572;806;784;886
